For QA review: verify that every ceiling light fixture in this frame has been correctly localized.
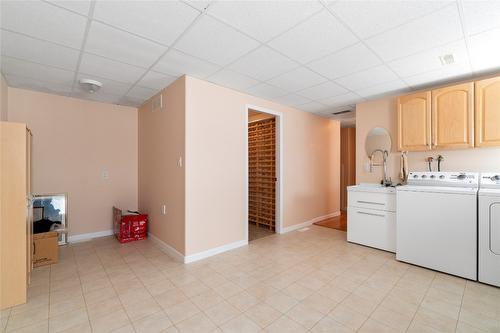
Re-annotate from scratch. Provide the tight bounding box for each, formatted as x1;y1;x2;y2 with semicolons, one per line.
79;79;103;93
439;54;455;66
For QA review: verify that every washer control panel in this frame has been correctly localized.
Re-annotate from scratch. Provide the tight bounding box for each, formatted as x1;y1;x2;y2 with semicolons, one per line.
480;173;500;188
407;172;479;187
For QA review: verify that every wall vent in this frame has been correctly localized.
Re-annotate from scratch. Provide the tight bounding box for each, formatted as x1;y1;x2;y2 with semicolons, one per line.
151;94;163;112
332;110;352;116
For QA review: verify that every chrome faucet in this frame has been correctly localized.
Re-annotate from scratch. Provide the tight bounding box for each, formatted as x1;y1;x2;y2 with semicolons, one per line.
370;149;392;186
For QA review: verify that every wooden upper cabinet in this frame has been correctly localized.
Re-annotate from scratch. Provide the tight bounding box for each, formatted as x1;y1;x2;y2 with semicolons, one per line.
431;82;474;150
475;76;500;147
397;92;431;151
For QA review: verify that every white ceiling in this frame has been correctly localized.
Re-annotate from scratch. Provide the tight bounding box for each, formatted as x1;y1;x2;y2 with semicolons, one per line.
1;0;500;119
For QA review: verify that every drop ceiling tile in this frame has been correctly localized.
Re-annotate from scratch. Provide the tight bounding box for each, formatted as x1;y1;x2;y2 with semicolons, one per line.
206;69;259;91
207;0;322;42
404;63;472;88
85;22;167;69
0;0;87;48
388;40;469;78
1;30;80;71
174;15;260;66
5;74;73;96
74;74;131;97
227;46;298;81
365;4;463;62
307;43;381;80
186;1;212;12
72;90;123;105
120;95;143;107
272;94;311;107
320;92;362;108
356;79;409;99
127;86;158;101
153;49;220;78
93;0;199;46
268;10;358;63
297;101;330;113
1;56;74;85
137;71;178;90
79;53;145;84
469;28;500;73
267;67;326;92
297;81;348;100
46;0;91;15
244;82;288;100
334;65;399;91
329;1;450;39
462;1;500;35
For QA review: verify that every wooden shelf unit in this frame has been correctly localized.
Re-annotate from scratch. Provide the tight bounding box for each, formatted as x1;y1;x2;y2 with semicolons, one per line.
248;118;276;231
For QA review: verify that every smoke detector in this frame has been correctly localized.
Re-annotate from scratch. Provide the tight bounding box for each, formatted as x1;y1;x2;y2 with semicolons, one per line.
79;79;102;93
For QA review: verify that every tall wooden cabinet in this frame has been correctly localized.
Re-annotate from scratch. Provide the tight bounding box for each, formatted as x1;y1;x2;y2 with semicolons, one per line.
340;127;356;211
431;83;474;149
475;76;500;147
1;122;33;310
397;92;431;151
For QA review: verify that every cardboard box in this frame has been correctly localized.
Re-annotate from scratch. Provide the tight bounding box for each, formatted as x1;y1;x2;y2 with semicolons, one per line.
33;231;58;267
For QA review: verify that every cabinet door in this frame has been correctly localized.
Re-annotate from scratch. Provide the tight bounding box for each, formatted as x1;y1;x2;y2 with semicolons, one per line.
397;92;431;151
431;83;474;149
475;77;500;147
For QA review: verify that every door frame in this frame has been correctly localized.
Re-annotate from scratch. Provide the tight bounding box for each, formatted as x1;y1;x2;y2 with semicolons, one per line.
245;104;284;242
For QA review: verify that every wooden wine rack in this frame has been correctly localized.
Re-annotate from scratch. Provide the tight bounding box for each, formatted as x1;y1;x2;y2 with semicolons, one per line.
248;118;276;230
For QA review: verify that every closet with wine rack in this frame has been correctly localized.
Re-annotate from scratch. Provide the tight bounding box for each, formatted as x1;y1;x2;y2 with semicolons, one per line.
248;117;276;231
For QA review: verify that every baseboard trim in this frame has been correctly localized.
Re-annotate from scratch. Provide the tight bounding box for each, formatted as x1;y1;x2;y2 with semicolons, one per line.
68;229;114;243
149;233;248;264
148;233;185;263
184;239;248;264
280;211;341;234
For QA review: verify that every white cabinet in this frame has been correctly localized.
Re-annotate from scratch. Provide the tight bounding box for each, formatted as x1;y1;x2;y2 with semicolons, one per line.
347;185;396;252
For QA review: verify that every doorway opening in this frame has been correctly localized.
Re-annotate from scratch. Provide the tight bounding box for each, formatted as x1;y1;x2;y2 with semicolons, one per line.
246;105;282;242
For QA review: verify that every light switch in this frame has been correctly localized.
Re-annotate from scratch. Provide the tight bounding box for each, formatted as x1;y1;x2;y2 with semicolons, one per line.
101;170;109;180
161;204;167;215
178;156;183;168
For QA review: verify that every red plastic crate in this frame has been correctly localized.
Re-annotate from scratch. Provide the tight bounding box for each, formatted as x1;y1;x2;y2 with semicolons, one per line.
113;207;148;243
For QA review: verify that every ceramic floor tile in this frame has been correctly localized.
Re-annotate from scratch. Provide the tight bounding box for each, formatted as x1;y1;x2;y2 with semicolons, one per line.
89;309;130;333
286;303;325;329
329;306;368;331
311;316;354;333
132;311;173;333
175;312;216;333
163;300;200;324
264;315;308;333
220;314;261;333
244;302;281;328
226;291;259;312
48;307;89;333
203;301;240;326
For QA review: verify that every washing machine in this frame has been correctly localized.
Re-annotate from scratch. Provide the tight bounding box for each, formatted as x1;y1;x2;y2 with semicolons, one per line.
479;173;500;287
396;172;479;280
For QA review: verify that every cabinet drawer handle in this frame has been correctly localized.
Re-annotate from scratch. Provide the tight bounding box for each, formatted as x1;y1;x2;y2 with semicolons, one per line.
357;211;385;218
357;200;384;206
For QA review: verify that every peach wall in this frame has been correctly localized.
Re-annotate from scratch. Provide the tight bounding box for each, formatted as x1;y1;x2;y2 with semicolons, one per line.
1;75;7;121
8;88;138;237
185;77;340;256
138;77;186;254
356;96;500;184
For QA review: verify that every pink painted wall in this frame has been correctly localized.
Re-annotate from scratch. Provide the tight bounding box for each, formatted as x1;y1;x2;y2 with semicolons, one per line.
185;77;340;255
8;88;138;237
138;77;186;254
356;96;500;184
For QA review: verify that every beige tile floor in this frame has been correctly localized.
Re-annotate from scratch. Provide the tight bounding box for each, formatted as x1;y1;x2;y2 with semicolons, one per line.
1;225;500;333
248;224;274;242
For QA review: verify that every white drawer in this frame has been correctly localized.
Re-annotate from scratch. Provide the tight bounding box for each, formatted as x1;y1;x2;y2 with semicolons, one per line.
348;190;396;212
347;207;396;252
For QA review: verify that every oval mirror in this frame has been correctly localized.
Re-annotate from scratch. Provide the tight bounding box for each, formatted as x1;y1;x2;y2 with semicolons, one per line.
365;127;391;156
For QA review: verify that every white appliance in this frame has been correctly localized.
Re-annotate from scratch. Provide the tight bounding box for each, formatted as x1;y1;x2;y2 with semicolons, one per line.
396;172;478;280
347;184;396;252
479;173;500;287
